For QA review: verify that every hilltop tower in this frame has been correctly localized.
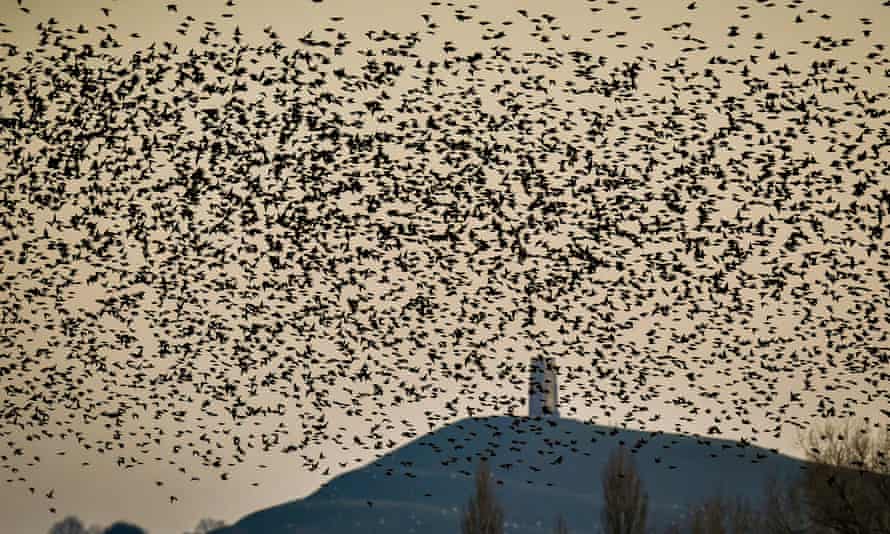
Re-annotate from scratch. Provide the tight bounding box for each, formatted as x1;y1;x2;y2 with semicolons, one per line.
528;356;558;418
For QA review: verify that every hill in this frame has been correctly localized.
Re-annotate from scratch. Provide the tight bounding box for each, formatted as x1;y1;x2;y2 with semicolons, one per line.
210;415;813;533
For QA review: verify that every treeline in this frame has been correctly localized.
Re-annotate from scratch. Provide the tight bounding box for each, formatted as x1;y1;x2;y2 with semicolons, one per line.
459;418;890;534
47;516;226;534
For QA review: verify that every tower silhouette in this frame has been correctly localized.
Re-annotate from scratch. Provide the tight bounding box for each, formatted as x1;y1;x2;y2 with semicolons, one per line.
528;356;558;417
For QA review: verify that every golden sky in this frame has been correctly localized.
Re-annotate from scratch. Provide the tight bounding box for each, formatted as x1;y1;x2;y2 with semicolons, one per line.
0;0;888;533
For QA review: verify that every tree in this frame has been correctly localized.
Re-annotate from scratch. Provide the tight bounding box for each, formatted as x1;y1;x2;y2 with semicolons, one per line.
760;472;818;534
49;516;85;534
460;457;505;534
186;518;227;534
102;522;147;534
600;444;648;534
674;492;762;534
795;418;890;534
553;513;569;534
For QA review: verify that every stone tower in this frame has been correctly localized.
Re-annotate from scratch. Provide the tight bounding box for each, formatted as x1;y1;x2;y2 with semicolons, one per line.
528;356;558;417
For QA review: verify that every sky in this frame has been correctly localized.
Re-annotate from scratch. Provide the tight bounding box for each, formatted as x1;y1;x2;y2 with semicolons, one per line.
0;0;888;533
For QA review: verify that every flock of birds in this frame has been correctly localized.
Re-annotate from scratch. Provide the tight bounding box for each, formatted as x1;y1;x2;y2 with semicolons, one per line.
0;0;888;519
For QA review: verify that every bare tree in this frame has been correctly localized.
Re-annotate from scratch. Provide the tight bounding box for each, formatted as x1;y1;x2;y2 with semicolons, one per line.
460;457;505;534
760;472;817;534
49;516;85;534
796;418;890;534
797;418;882;468
665;498;771;534
185;518;227;534
600;444;649;534
672;492;762;534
